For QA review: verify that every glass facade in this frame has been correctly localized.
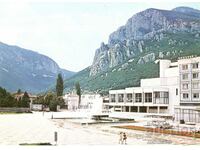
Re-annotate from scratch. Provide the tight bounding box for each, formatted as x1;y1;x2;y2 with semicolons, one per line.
153;92;169;104
175;108;200;123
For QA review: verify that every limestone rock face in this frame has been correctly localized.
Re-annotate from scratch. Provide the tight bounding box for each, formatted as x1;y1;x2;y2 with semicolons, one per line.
137;53;156;64
90;7;200;76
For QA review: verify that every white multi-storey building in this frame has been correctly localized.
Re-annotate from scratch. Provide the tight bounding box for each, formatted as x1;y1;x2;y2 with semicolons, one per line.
107;56;200;123
175;56;200;123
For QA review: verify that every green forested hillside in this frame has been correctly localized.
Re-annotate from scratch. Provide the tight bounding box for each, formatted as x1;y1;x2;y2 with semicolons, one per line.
62;31;200;94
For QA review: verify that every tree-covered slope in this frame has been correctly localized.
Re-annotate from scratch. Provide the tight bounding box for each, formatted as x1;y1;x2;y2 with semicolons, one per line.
61;7;200;94
63;31;200;94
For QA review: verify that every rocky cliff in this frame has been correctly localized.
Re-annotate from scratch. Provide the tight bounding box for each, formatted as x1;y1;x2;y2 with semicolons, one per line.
90;7;200;76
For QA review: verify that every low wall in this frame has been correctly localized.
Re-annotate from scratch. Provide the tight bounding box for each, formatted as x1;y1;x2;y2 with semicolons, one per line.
0;107;30;113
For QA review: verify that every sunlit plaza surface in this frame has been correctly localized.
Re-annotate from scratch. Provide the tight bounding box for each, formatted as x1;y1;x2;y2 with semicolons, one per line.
0;111;200;145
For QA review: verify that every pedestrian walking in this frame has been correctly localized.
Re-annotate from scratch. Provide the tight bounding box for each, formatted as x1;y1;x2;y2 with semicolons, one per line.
122;132;127;144
119;132;123;144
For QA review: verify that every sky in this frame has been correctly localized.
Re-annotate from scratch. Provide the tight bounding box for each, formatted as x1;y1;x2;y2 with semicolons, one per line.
0;0;200;72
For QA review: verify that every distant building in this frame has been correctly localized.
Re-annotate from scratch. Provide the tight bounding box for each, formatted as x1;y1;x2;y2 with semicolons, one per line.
80;94;109;115
63;94;79;111
31;104;43;111
13;92;37;109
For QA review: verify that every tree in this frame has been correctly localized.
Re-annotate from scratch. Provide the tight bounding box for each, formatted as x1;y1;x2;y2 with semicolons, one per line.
49;99;58;111
75;82;81;107
44;92;57;111
21;91;30;108
44;92;55;107
33;95;45;105
17;89;22;94
56;96;65;108
56;73;64;97
0;87;17;107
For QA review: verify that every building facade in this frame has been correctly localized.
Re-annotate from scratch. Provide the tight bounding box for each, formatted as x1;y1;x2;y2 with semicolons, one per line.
175;56;200;123
63;94;79;111
107;56;200;123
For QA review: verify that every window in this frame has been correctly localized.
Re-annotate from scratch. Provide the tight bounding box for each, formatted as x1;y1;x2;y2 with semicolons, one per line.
193;93;199;99
192;63;199;69
126;93;133;102
176;89;178;95
154;92;169;104
182;74;188;80
183;93;189;99
182;64;188;70
192;82;199;89
193;73;199;79
145;93;152;103
182;83;189;90
118;94;124;102
135;93;142;102
154;92;160;98
110;94;116;102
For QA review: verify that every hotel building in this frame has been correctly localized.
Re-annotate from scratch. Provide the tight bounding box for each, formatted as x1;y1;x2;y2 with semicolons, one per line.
107;56;200;123
175;57;200;123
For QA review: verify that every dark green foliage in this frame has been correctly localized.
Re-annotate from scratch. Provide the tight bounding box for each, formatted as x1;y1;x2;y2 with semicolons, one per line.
75;82;81;106
33;95;45;105
43;92;58;111
33;93;64;111
56;96;65;108
44;92;56;107
17;89;22;94
49;99;58;111
56;73;64;97
0;87;17;107
20;92;30;108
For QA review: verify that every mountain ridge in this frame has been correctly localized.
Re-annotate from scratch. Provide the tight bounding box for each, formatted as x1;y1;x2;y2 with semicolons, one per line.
0;42;75;93
62;6;200;94
90;6;200;76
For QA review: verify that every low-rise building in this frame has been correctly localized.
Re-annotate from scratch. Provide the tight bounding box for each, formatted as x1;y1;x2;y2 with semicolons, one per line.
80;94;106;114
63;94;79;111
31;104;43;111
107;56;200;123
